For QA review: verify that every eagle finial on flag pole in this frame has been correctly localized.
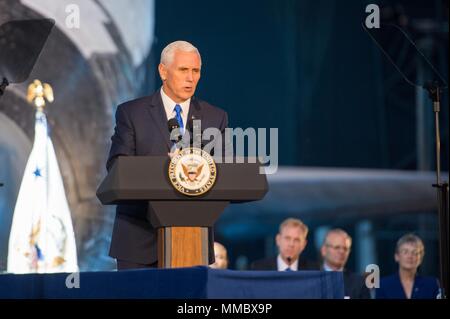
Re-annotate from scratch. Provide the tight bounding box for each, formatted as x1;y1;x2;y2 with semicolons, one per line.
27;79;54;111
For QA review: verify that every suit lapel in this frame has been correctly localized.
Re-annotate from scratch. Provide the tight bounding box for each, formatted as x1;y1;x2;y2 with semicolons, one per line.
146;93;203;150
146;91;172;150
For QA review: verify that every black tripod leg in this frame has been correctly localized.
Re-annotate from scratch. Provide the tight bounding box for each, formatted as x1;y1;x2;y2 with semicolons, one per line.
436;183;449;298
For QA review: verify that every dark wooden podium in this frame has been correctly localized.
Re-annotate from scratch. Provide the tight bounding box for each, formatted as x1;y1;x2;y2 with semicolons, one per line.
97;156;268;268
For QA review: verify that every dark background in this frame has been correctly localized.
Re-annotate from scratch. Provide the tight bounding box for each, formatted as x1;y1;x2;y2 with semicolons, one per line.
154;0;448;170
153;0;448;274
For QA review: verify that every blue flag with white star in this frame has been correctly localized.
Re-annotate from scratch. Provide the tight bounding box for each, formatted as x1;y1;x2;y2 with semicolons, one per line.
7;110;78;273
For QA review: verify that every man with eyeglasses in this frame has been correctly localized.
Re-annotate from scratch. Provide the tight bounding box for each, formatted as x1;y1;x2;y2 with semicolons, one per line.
320;229;371;299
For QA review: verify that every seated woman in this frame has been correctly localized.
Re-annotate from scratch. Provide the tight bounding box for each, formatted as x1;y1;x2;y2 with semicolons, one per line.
376;233;440;299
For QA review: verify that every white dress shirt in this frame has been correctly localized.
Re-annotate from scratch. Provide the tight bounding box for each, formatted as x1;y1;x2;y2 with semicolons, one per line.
323;262;344;272
277;254;299;271
160;86;190;127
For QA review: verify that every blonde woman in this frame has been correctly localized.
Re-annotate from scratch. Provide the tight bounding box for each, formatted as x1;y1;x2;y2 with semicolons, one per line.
376;233;440;299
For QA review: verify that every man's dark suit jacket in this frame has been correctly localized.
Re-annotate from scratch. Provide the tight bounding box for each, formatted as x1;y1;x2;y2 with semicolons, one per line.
318;264;371;299
342;271;371;299
251;258;371;299
106;90;228;265
250;256;319;271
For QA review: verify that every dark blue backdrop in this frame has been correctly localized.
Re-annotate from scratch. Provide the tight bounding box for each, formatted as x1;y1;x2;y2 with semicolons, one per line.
153;0;448;169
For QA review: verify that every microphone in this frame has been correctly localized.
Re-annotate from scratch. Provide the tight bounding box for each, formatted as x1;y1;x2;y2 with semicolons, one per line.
168;117;179;131
168;118;182;143
286;256;292;265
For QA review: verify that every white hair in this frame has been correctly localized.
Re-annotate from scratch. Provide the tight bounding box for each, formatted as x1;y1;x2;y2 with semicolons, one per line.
322;228;352;247
160;40;202;66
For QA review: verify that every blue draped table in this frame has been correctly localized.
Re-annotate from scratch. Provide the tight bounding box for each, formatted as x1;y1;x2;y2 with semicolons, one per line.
0;266;344;299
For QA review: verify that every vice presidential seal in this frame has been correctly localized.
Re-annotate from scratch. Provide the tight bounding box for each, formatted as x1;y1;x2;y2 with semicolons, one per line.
168;147;217;196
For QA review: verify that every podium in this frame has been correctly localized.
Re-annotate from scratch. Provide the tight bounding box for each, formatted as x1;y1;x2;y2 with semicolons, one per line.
97;156;268;268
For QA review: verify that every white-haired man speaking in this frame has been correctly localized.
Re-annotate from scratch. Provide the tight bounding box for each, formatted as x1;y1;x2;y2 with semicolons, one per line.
107;41;228;270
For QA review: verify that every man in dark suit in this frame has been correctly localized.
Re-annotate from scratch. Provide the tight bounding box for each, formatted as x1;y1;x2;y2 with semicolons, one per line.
251;218;317;271
106;41;228;270
320;229;371;299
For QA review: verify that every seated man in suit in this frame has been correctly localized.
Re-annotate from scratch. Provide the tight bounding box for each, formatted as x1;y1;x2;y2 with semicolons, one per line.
251;218;316;271
209;242;229;269
320;228;371;299
107;40;229;270
376;233;440;299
